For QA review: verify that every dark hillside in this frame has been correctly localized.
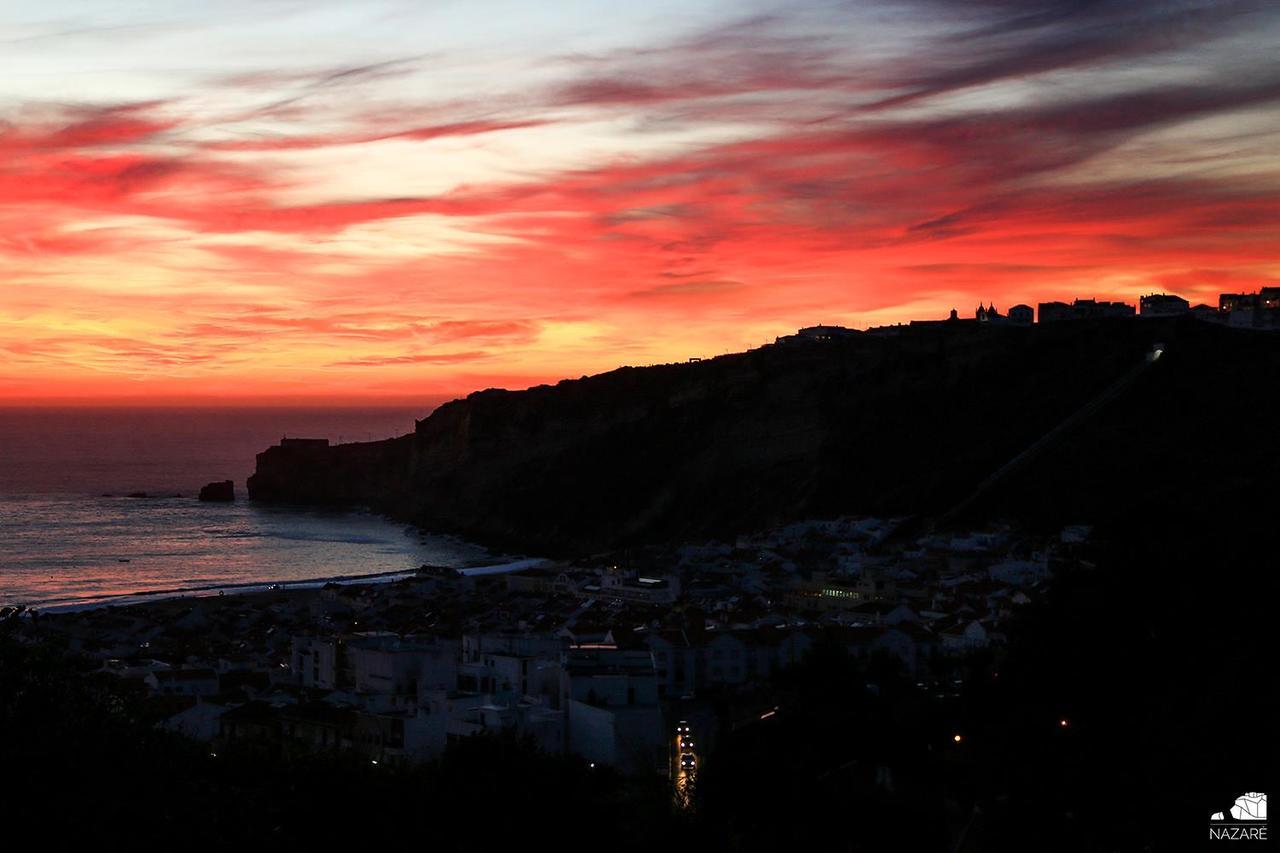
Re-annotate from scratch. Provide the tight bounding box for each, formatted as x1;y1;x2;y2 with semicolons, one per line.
249;318;1278;552
979;319;1280;530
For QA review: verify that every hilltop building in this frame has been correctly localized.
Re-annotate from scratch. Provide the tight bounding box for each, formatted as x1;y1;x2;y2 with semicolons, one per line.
1219;287;1280;329
775;283;1278;344
279;437;330;449
1008;304;1034;325
774;325;858;345
1038;299;1134;322
1139;293;1190;316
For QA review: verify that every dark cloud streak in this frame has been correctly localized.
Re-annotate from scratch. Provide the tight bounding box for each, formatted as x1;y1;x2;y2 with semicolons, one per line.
873;0;1273;109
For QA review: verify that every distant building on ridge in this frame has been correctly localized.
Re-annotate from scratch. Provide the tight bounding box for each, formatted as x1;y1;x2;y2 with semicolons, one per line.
1218;287;1280;329
775;325;858;344
1139;293;1190;316
1037;298;1134;322
771;284;1276;341
975;303;1005;323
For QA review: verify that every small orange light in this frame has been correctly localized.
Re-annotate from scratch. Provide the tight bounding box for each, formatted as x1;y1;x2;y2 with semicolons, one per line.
953;733;963;743
1059;718;1069;728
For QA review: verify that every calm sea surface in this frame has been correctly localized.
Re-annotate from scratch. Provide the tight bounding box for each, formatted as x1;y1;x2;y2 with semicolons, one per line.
0;407;488;608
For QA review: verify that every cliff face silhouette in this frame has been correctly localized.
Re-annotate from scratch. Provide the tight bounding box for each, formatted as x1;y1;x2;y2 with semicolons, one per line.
247;317;1280;553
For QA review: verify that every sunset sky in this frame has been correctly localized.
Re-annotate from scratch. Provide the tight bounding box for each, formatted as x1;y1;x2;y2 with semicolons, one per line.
2;0;1277;403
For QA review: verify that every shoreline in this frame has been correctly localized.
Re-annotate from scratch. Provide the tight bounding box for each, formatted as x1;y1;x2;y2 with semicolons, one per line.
1;488;513;614
19;556;551;615
25;566;423;614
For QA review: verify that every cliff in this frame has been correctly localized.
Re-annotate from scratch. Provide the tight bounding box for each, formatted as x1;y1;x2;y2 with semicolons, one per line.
248;317;1280;553
248;436;414;510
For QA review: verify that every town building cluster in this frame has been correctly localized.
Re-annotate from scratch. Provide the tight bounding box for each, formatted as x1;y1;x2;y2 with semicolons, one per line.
777;286;1279;343
10;517;1096;776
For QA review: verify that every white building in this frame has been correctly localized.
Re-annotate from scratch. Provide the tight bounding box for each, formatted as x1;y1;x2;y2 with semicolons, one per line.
161;700;229;741
145;668;219;697
291;635;340;689
561;645;665;772
346;634;458;697
938;619;990;652
987;558;1049;586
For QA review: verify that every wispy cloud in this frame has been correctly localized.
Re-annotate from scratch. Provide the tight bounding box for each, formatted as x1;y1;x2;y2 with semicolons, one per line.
1;0;1277;400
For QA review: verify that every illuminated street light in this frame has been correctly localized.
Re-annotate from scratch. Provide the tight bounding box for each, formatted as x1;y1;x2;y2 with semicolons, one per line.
953;733;963;744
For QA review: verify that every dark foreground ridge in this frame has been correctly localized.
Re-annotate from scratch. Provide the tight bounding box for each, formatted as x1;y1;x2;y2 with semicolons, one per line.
248;317;1280;552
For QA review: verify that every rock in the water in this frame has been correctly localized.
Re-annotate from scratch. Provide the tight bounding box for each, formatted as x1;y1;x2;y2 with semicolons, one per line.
198;480;235;502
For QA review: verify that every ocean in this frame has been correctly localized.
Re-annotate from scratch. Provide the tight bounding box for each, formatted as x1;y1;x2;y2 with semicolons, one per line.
0;407;491;609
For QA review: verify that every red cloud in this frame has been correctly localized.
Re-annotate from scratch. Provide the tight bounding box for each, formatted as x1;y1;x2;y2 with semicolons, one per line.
0;102;175;153
3;5;1280;401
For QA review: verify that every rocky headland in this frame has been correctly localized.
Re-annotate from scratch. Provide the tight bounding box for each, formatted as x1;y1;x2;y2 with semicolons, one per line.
248;317;1280;553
